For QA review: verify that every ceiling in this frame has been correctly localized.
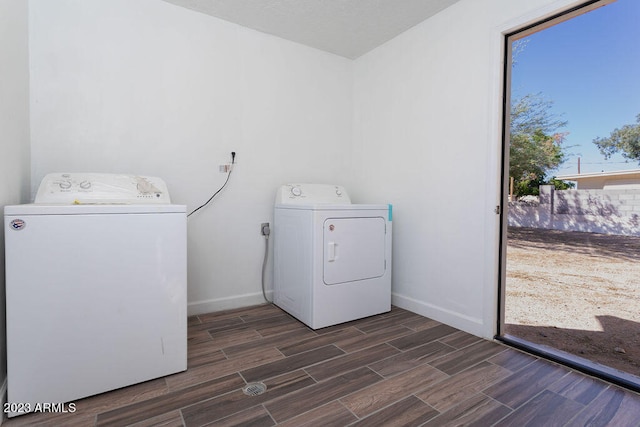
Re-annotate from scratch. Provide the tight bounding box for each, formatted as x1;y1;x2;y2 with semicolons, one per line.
161;0;461;59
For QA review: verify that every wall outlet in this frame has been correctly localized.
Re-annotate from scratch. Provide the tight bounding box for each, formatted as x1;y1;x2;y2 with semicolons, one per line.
261;222;270;236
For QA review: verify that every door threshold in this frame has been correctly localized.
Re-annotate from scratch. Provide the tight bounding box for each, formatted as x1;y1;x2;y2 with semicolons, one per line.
497;334;640;394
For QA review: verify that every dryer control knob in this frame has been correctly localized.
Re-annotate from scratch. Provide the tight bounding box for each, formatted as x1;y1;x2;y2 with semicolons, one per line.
336;189;342;196
291;187;302;197
79;181;92;189
59;181;72;190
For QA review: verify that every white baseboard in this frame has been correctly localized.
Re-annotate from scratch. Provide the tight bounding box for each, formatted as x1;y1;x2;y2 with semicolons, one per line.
188;291;489;338
187;291;271;316
392;292;487;338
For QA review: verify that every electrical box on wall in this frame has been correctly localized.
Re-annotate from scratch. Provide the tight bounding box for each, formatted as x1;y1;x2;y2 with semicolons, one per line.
219;152;236;173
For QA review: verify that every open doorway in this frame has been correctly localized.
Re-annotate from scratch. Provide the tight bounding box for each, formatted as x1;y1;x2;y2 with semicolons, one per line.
498;0;640;390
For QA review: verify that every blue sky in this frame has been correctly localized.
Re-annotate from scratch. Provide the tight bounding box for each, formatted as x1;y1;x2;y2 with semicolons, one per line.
511;0;640;175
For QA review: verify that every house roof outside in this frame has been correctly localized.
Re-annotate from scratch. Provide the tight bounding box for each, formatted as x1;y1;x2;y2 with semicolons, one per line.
556;169;640;190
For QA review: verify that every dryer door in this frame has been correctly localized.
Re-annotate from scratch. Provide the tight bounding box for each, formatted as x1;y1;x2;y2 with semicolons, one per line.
323;217;386;285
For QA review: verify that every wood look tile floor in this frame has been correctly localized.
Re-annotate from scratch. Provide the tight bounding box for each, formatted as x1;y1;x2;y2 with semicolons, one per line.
5;304;640;426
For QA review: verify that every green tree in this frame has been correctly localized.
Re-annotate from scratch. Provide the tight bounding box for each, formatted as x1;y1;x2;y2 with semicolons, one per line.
509;93;569;197
592;114;640;161
513;175;575;197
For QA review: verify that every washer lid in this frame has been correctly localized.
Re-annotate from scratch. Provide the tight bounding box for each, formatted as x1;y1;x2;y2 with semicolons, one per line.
35;173;172;204
4;203;185;216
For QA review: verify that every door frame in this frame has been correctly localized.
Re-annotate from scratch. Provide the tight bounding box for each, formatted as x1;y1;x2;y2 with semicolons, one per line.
495;0;640;393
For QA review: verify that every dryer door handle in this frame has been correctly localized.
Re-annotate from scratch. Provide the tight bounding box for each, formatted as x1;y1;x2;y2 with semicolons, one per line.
327;242;337;262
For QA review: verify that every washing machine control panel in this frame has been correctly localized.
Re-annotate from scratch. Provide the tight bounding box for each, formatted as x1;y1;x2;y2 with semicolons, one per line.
35;173;172;204
276;184;351;205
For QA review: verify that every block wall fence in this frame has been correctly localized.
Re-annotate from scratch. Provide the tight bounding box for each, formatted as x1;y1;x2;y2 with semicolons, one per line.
508;185;640;236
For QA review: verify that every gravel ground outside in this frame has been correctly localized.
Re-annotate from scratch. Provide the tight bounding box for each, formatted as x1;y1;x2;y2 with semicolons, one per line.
505;226;640;377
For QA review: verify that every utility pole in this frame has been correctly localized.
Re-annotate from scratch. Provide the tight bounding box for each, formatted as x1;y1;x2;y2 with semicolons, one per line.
510;176;514;201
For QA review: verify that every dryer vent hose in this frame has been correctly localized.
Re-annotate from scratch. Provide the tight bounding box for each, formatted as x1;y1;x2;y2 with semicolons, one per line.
261;229;271;303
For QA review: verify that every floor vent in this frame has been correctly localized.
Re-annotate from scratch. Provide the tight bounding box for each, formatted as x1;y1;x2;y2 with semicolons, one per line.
243;382;267;396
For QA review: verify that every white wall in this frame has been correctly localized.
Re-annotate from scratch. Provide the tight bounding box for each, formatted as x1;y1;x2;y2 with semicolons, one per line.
352;0;584;338
28;0;353;314
26;0;588;335
0;0;31;403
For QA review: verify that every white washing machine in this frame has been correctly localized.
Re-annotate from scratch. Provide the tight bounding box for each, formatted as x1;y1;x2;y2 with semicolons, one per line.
4;173;187;417
274;184;392;329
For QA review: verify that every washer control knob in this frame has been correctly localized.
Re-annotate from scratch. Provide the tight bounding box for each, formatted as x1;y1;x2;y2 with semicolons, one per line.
137;181;153;194
291;187;302;197
59;181;72;189
79;181;91;189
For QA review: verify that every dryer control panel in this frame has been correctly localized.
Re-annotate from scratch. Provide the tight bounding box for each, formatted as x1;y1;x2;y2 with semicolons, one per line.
35;173;171;204
276;184;351;205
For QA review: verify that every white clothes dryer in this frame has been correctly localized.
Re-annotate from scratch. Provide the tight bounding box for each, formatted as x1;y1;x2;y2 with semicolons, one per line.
273;184;392;329
4;173;186;417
